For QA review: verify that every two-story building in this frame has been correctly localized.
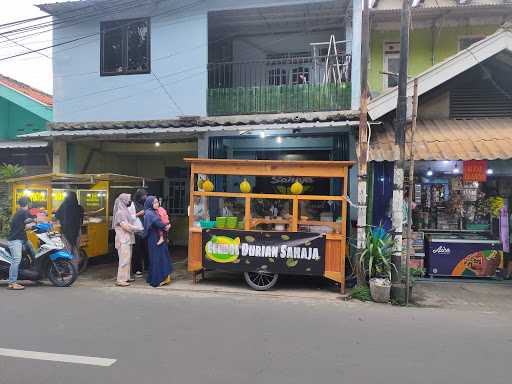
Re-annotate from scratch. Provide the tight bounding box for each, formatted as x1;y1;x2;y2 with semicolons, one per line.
369;0;512;96
25;0;364;245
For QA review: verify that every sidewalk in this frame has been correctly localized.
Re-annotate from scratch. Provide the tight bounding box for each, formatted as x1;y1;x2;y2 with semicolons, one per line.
413;280;512;312
78;249;346;302
77;251;512;311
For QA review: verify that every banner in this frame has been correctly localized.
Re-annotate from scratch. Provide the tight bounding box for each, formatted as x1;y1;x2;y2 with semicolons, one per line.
202;229;325;276
463;160;487;182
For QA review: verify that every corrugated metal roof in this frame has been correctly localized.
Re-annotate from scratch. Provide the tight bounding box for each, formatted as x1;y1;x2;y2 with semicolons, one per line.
369;118;512;161
374;0;506;10
0;140;48;149
20;120;360;140
45;111;358;131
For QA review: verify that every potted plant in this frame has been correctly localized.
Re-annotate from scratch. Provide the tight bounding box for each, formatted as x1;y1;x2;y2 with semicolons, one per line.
358;225;395;303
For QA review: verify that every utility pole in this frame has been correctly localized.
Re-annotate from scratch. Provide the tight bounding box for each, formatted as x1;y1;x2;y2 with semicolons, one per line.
405;78;419;306
391;0;411;303
356;0;370;286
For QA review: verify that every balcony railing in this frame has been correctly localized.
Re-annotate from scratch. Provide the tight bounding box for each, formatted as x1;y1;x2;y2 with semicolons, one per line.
207;54;352;116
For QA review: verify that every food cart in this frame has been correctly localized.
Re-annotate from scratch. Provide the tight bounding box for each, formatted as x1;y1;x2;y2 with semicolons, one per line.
186;158;354;292
8;173;145;271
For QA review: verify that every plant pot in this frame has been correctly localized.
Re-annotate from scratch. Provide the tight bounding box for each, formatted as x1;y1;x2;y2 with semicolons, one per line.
369;278;391;303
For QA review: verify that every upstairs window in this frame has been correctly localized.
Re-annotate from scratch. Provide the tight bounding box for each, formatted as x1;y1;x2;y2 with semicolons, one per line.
383;42;400;89
459;36;485;51
101;18;150;76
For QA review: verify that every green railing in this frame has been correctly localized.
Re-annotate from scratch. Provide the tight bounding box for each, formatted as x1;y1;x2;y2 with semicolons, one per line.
208;83;351;116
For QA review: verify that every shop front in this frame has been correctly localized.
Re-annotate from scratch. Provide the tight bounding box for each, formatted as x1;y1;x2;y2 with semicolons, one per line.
369;120;512;281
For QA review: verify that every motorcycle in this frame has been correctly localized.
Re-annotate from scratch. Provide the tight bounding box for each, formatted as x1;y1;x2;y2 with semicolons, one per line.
0;221;78;287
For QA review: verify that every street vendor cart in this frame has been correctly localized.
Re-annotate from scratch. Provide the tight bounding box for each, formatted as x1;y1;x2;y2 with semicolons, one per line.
8;173;145;271
186;158;354;292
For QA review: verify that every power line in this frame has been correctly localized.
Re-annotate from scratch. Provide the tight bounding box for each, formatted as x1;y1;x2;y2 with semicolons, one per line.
0;0;204;61
0;0;145;44
1;35;50;59
53;28;316;105
152;72;184;115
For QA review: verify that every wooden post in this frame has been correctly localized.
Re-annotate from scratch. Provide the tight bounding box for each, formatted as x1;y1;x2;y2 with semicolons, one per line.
356;0;370;286
405;78;419;306
292;197;299;232
245;196;251;230
341;168;349;294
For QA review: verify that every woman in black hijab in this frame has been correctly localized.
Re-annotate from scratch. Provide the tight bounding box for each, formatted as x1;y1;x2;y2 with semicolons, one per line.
55;191;84;270
132;188;148;277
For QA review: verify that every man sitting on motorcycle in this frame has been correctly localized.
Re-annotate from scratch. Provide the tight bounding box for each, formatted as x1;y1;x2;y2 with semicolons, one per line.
7;196;36;290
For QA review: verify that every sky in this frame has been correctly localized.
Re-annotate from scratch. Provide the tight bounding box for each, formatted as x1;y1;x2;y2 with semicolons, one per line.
0;0;55;94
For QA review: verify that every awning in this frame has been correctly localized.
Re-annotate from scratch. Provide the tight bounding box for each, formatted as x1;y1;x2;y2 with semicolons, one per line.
19;120;360;140
369;118;512;161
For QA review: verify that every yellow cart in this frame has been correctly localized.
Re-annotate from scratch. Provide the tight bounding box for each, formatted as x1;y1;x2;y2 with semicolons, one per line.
9;173;145;270
186;158;354;293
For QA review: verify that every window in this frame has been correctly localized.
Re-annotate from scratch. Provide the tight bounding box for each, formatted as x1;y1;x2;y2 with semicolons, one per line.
101;18;150;76
167;177;188;216
268;68;288;85
292;67;309;84
383;42;400;89
459;36;485;51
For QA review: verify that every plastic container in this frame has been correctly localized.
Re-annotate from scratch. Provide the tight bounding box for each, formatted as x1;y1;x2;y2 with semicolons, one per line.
465;223;490;231
226;216;238;229
215;217;227;229
200;220;216;229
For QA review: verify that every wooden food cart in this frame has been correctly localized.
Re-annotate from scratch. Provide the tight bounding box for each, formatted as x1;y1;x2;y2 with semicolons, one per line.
186;158;354;293
9;173;144;270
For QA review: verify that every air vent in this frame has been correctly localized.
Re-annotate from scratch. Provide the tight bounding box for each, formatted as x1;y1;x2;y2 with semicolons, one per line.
450;87;512;118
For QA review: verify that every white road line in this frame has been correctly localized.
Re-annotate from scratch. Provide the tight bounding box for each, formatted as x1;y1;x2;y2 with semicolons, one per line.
0;348;116;367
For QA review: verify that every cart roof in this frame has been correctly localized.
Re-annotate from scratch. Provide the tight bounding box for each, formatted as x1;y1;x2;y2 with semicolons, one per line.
7;172;145;185
185;158;355;178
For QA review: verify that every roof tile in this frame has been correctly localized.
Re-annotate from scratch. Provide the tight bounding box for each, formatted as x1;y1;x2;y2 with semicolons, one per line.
0;74;52;106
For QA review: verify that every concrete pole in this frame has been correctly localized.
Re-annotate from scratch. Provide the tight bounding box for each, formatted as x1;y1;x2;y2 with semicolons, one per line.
351;0;362;111
356;0;370;286
52;140;67;173
391;0;411;303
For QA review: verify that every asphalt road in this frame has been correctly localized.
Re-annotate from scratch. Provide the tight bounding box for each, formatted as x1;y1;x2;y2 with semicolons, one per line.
0;285;511;384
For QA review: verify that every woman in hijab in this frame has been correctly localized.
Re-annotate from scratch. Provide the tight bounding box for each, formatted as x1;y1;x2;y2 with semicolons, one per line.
55;191;84;270
143;196;172;287
112;193;140;287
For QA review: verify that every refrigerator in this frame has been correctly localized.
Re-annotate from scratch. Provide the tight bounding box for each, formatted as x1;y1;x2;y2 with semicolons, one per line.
426;233;503;277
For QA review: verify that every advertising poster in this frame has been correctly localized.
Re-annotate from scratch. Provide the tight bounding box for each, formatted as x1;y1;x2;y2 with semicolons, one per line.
463;160;487;182
202;229;325;276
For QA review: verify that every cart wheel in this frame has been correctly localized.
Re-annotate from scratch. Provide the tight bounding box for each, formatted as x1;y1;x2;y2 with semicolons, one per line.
244;272;279;291
78;249;88;274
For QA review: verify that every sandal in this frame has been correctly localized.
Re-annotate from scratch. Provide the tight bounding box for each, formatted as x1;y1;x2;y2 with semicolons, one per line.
7;283;25;290
115;281;130;287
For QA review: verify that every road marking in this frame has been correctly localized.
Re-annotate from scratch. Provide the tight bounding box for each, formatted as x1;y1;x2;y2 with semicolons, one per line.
0;348;116;367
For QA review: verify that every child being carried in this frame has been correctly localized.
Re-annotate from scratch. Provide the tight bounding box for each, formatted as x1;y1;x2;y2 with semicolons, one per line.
157;205;170;246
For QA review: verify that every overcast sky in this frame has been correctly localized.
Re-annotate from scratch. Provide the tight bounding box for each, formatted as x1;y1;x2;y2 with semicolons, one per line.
0;0;55;94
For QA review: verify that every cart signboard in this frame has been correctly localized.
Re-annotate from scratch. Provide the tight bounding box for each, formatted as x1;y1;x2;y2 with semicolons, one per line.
202;229;325;276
